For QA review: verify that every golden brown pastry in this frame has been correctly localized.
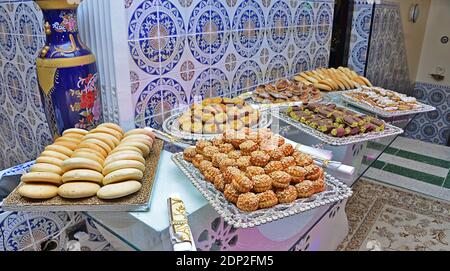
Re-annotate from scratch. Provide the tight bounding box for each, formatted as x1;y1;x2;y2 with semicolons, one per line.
212;153;229;167
227;150;242;160
252;174;273;193
276;185;297;204
279;143;294;156
218;158;237;172
257;190;278;209
224;183;241;204
269;171;292;189
196;140;212;153
236;192;259;212
312;178;326;193
204;166;221;183
264;161;284;174
202;146;219;161
236;156;251;171
213;174;226;192
250;151;271;167
223;166;242;184
281;156;296;169
266;149;284;161
219;143;235;154
295;180;316;198
305;165;322;181
245;166;266;179
231;174;253;193
183;147;197;162
192;154;205;168
286;166;307;183
293;152;314;167
239;140;258;155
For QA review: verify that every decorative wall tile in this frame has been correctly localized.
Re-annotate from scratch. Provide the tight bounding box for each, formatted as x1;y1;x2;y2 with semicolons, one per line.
347;0;373;75
127;0;336;128
404;82;450;146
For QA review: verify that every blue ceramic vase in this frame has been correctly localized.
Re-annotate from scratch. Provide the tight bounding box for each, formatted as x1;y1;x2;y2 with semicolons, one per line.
36;0;102;137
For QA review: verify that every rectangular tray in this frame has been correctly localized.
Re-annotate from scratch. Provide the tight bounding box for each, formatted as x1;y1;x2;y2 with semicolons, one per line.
341;90;436;118
172;153;353;229
272;109;404;146
2;140;164;212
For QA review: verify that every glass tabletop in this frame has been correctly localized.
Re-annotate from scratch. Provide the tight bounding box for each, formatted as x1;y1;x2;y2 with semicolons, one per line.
84;93;416;251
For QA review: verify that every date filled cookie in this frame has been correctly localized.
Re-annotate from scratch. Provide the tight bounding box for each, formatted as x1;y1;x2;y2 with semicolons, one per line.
269;171;292;189
286;166;307;183
257;190;278;209
281;156;296;169
276;185;298;204
183;147;197;162
236;193;259;212
224;184;241;204
295;180;316;198
250;151;271;167
264;161;284;174
236;156;251;171
245;166;265;179
252;174;272;193
231;175;253;193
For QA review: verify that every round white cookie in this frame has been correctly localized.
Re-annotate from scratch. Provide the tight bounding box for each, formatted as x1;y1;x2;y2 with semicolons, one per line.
97;181;142;200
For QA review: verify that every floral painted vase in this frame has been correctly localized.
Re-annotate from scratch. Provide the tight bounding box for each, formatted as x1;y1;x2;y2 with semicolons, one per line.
35;0;102;137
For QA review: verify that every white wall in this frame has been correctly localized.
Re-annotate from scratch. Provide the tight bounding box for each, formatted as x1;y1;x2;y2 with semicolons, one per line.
417;0;450;85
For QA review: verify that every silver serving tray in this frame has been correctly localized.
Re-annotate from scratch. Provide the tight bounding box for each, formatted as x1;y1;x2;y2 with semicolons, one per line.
272;109;404;146
172;153;353;229
341;90;436;118
162;109;273;141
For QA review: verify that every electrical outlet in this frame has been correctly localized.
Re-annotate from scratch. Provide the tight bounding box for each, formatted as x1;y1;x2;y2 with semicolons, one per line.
65;220;88;241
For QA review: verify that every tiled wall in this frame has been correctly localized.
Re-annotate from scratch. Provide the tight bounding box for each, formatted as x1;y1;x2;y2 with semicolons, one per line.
347;0;373;76
0;0;52;170
365;1;412;94
127;0;336;129
405;82;450;145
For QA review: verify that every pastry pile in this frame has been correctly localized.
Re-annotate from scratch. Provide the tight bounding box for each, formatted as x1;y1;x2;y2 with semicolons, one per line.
18;124;155;201
345;86;422;112
293;67;372;92
183;128;326;212
288;103;385;137
177;97;260;134
253;79;322;104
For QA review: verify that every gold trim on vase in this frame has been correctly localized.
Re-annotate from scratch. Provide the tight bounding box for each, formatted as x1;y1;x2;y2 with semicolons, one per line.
35;0;81;10
37;66;57;95
36;54;96;68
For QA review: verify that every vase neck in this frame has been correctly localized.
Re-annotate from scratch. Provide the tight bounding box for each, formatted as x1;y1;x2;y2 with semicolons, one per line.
39;8;92;59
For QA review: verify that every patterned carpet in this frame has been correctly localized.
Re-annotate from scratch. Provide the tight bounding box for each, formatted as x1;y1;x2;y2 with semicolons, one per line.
338;179;450;251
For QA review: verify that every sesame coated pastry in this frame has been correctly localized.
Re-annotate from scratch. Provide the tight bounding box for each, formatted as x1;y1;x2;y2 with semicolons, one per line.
224;183;241;204
286;166;307;183
192;154;205;168
204;166;221;183
305;164;323;181
276;185;298;204
236;156;252;171
296;180;316;198
250;151;271;167
183;147;197;162
213;174;226;192
257;190;278;209
252;174;273;193
223;166;242;184
237;193;259;212
245;166;266;179
264;161;284;174
269;171;292;189
231;174;254;193
280;156;296;169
